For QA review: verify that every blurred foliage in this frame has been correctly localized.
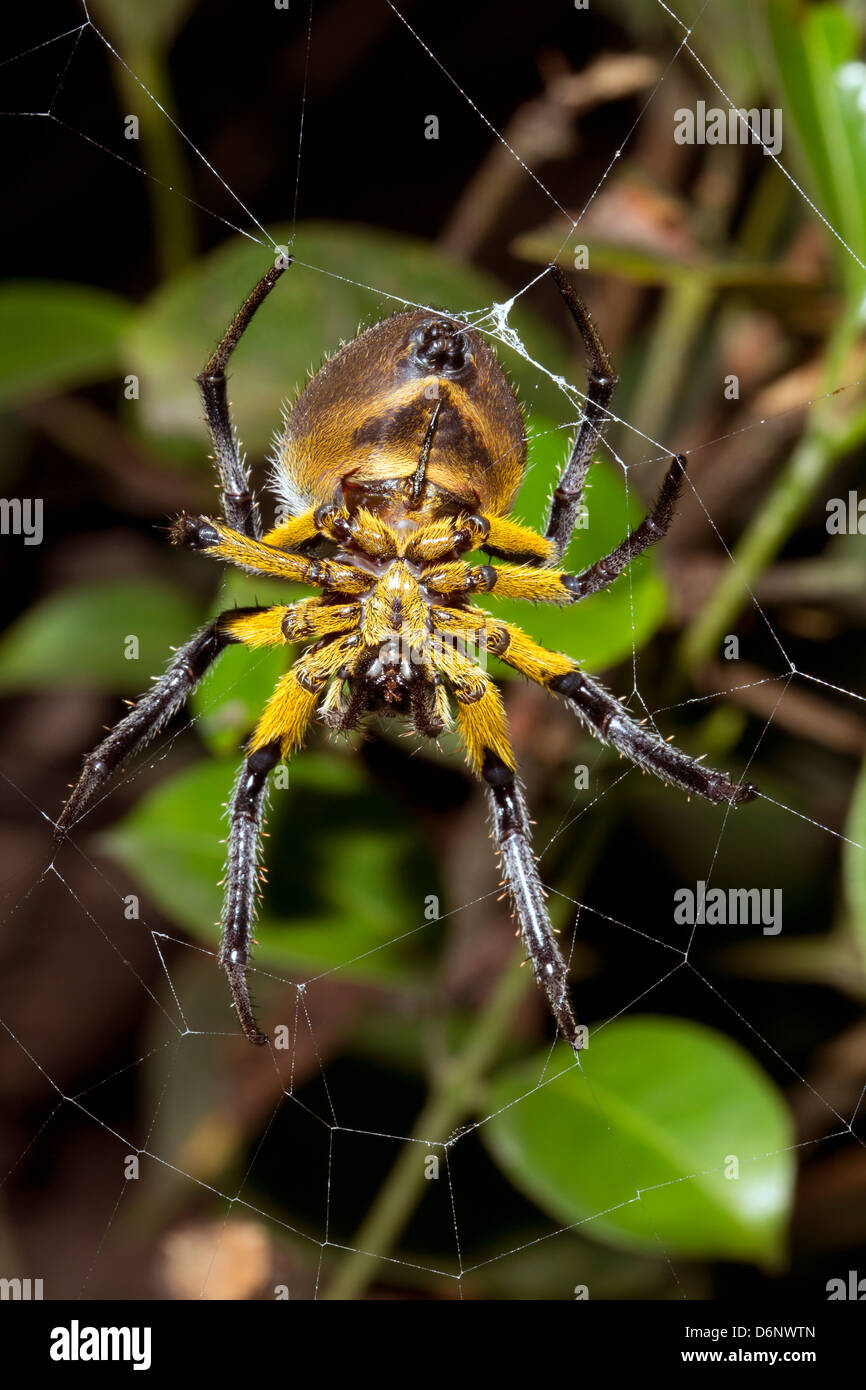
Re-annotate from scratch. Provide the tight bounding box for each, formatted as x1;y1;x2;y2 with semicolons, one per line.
0;580;200;693
101;753;437;984
767;0;866;296
89;0;197;51
0;282;131;408
513;221;824;300
608;0;763;101
845;754;866;971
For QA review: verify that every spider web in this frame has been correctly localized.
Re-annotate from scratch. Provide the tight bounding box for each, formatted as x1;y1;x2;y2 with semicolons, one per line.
1;0;865;1301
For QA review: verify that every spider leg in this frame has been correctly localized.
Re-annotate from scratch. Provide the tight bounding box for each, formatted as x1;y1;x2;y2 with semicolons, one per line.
482;620;758;806
197;259;288;538
432;642;582;1052
171;514;372;593
484;751;582;1052
54;609;267;840
222;740;281;1046
554;666;757;803
470;455;688;606
560;454;686;600
223;634;359;1042
544;264;618;562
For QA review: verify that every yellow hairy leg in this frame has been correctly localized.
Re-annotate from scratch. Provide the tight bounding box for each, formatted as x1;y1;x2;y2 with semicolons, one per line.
483;514;555;564
248;635;360;756
433;642;514;775
260;508;319;549
423;552;570;607
218;607;288;648
430;605;488;637
481;618;575;685
422;560;491;597
220;600;361;648
184;518;372;592
482;562;572;604
417;515;553;571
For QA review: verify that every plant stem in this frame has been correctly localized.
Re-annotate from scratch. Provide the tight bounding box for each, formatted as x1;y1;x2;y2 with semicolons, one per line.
116;44;197;279
323;941;531;1300
627;276;714;450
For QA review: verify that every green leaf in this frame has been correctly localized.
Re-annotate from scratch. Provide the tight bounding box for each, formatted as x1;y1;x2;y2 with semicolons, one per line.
765;2;866;292
0;580;201;693
101;754;436;984
487;418;668;670
484;1018;794;1265
126;221;570;456
843;751;866;973
0;282;131;406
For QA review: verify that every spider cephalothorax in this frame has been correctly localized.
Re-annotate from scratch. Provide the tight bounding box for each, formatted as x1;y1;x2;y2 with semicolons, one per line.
56;259;757;1049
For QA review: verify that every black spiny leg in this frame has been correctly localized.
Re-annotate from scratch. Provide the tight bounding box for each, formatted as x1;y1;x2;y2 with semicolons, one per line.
482;751;583;1054
550;668;758;806
221;741;282;1045
562;454;687;600
55;614;262;840
545;263;618;562
197;260;289;538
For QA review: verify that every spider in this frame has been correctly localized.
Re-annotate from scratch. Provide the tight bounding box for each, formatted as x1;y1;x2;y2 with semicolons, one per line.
55;258;757;1050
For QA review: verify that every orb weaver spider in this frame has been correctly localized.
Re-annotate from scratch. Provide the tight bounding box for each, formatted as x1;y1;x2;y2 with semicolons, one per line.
55;259;757;1049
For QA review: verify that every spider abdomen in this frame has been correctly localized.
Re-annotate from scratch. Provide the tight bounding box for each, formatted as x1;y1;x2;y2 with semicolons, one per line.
271;309;527;519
